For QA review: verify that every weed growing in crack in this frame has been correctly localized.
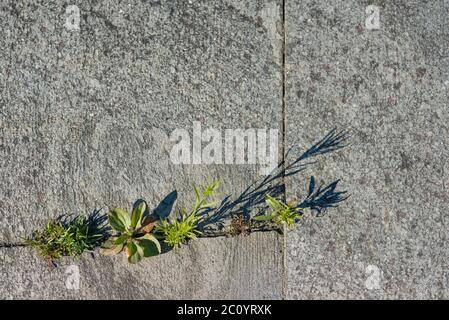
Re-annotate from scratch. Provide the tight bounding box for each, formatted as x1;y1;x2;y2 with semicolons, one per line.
254;195;302;229
23;214;105;264
154;179;219;248
100;202;161;264
228;214;252;237
154;212;202;248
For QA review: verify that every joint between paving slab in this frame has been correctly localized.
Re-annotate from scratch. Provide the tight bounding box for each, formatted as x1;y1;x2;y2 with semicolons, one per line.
280;0;287;202
0;228;279;251
280;0;288;301
0;243;25;248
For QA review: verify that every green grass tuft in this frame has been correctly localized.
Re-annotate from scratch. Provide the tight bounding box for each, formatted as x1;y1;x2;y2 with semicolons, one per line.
154;211;202;248
23;215;105;263
254;195;303;228
154;179;219;248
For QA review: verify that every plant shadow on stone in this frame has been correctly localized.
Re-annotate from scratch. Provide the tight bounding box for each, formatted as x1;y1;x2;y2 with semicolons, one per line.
24;129;349;264
99;128;349;255
199;128;349;235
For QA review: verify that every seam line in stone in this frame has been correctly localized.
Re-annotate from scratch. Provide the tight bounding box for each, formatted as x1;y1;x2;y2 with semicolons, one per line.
281;0;288;301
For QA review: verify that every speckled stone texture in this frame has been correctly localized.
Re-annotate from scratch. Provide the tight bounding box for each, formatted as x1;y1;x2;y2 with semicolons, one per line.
0;0;282;243
0;0;285;299
285;0;448;299
0;231;283;299
1;0;448;300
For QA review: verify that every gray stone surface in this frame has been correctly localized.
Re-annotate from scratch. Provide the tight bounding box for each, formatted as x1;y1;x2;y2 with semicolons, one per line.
285;0;449;299
0;0;282;243
1;0;448;300
0;231;283;299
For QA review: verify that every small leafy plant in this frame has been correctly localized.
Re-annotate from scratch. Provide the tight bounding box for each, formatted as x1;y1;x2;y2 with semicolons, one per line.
100;202;161;264
254;195;302;228
23;215;104;264
154;180;219;248
228;214;252;237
